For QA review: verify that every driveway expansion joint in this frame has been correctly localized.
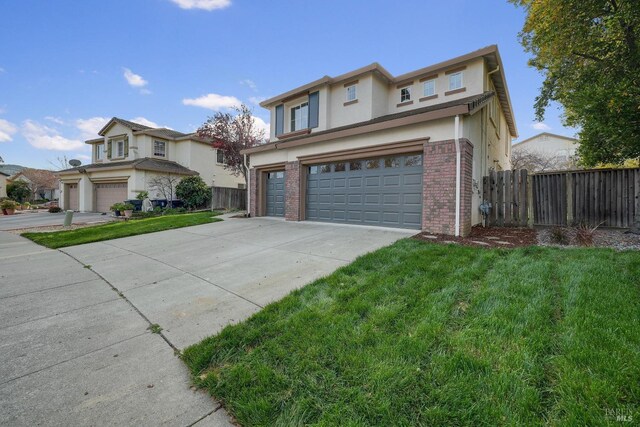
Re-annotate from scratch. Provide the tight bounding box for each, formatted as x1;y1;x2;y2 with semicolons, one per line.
60;249;181;354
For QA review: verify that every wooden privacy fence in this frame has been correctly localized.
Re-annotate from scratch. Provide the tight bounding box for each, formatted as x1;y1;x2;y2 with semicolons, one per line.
483;168;640;228
210;187;246;210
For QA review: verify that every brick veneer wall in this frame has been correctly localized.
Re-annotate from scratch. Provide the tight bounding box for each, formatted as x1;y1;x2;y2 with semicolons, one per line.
249;168;257;217
285;161;301;221
422;138;474;236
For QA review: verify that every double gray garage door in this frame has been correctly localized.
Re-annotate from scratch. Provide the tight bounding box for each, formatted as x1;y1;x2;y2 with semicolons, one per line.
265;154;423;229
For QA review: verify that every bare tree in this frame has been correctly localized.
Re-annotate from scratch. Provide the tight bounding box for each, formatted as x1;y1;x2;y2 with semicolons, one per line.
148;175;180;204
48;155;72;171
511;148;576;172
196;104;266;188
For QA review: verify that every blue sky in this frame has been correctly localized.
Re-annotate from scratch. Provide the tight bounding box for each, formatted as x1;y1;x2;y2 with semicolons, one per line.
0;0;575;169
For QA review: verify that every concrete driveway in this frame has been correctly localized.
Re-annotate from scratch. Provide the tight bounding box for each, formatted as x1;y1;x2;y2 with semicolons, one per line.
0;211;111;231
0;216;413;426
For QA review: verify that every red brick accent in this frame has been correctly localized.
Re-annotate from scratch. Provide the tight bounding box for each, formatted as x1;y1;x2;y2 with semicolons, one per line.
422;138;473;236
249;168;258;217
285;161;301;221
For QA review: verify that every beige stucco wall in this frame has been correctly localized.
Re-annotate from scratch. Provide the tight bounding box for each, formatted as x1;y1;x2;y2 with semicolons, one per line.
328;74;374;129
0;175;7;198
512;134;578;159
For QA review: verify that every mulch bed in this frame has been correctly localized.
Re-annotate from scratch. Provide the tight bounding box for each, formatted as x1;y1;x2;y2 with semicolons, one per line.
414;226;539;248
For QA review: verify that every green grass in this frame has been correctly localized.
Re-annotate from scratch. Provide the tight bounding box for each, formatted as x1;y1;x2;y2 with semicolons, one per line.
22;211;222;248
182;240;640;426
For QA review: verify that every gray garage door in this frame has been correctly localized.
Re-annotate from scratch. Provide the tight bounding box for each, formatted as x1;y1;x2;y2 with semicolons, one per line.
306;154;423;229
266;171;285;216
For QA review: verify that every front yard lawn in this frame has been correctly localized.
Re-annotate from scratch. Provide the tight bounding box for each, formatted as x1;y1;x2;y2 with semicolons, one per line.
183;240;640;426
22;211;221;248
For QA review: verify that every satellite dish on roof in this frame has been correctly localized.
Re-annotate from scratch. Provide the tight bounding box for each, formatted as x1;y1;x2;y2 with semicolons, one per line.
69;159;82;167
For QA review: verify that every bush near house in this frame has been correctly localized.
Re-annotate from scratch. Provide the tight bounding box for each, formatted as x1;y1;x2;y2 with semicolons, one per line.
6;181;31;203
176;176;211;210
183;240;640;426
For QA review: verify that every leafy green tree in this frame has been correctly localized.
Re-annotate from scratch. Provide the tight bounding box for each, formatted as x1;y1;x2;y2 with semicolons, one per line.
510;0;640;166
7;180;31;203
176;176;211;210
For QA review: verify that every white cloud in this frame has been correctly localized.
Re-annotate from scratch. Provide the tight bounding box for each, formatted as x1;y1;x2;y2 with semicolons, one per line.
76;116;109;139
22;120;84;151
45;116;65;125
532;122;551;131
240;79;257;91
253;116;270;138
74;154;92;162
123;68;148;88
0;119;17;142
249;96;266;106
183;93;242;111
130;117;160;128
170;0;230;11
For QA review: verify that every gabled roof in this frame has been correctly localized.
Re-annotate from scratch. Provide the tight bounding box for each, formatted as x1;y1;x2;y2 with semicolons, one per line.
260;45;517;137
244;92;495;154
513;132;578;147
58;157;198;176
98;117;153;136
9;168;59;188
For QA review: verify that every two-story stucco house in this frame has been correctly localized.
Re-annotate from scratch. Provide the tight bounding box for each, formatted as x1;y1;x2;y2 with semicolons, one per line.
243;45;517;236
58;117;243;212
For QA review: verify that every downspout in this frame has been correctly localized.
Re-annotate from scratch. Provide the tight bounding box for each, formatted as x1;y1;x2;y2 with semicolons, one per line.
243;153;251;217
454;115;461;237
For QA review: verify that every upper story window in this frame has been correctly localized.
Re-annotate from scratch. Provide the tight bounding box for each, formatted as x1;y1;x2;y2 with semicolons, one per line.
216;149;226;164
153;140;166;157
448;71;463;91
400;87;411;102
423;79;436;97
346;84;357;102
290;102;309;131
95;144;104;161
112;140;125;158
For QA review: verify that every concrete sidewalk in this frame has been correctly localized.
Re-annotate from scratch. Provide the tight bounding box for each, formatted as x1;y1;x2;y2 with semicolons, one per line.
0;231;231;426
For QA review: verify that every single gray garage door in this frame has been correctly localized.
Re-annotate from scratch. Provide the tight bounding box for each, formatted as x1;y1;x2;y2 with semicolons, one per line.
266;171;285;216
306;154;423;229
95;182;128;213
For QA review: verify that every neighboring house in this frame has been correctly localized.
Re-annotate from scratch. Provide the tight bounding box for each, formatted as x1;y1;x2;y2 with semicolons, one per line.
9;168;60;201
243;45;516;236
511;132;579;171
0;171;9;198
58;117;244;212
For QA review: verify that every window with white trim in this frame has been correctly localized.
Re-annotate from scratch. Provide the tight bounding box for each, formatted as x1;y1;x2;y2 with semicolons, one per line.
400;87;411;102
153;140;166;157
448;72;463;91
216;149;226;164
423;79;436;97
290;102;309;131
96;144;104;161
112;140;125;158
346;84;357;102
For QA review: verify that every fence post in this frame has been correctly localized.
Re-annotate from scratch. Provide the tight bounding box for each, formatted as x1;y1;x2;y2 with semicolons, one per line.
519;169;528;226
527;174;534;227
566;172;573;226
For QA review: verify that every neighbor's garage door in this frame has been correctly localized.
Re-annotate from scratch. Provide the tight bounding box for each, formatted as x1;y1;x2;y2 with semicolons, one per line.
67;183;79;211
95;182;128;212
265;171;285;216
306;154;423;229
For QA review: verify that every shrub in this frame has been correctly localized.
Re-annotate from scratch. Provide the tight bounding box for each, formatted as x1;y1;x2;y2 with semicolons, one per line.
48;206;62;213
6;181;31;203
175;176;211;210
110;202;125;212
1;199;18;210
136;191;148;201
575;222;602;247
123;203;135;211
550;227;569;245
